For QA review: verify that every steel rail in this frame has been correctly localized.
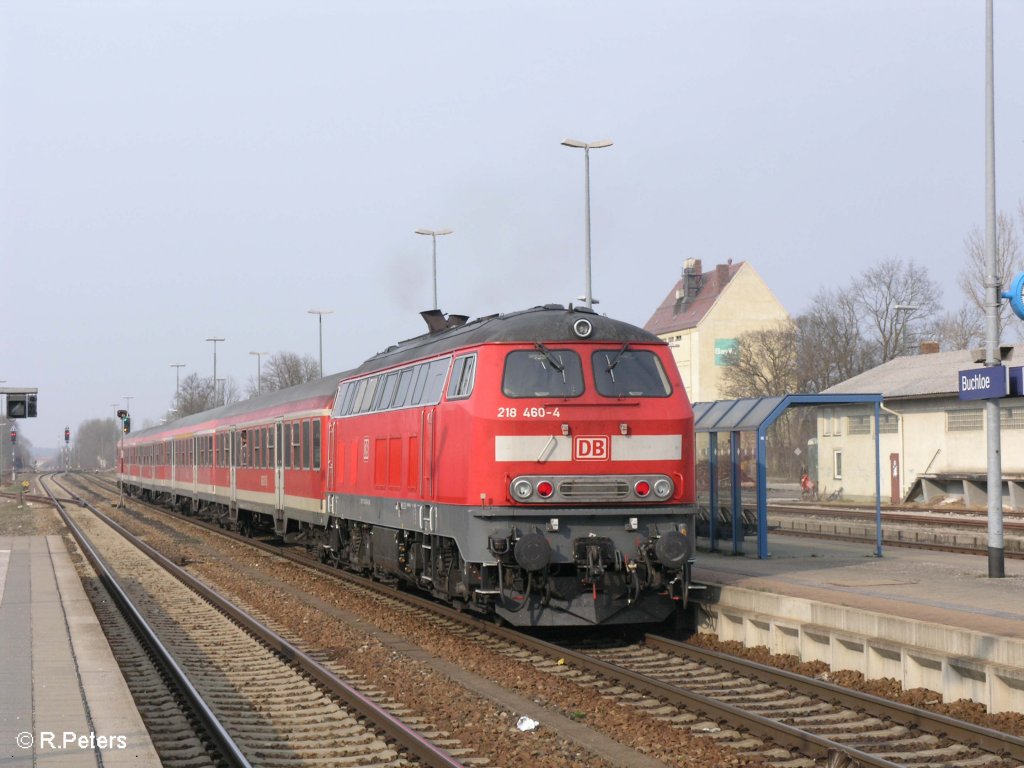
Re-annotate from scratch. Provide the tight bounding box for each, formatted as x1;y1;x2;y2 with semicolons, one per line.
39;474;252;768
644;633;1024;762
51;473;466;768
73;472;1024;765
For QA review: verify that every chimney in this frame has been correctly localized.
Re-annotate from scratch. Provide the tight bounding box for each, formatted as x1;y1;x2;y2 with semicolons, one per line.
919;340;940;355
716;263;731;288
674;259;704;314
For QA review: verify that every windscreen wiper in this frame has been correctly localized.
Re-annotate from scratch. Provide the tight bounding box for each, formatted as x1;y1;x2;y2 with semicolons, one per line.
605;343;630;372
534;342;564;372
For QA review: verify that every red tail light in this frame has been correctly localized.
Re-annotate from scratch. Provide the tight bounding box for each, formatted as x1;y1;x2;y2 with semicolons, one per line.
634;480;651;497
537;480;554;498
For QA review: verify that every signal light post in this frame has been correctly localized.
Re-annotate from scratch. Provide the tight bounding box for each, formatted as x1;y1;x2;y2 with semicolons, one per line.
117;405;130;507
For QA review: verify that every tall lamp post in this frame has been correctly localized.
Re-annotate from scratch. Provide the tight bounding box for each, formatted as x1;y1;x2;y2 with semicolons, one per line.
983;0;1004;578
415;228;454;310
170;363;186;404
307;310;333;378
206;337;225;406
893;305;920;357
561;138;612;309
250;351;268;396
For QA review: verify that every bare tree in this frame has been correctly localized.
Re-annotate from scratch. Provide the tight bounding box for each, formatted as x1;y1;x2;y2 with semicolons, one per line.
720;322;799;399
960;209;1024;331
851;256;942;363
795;288;874;392
247;351;321;397
172;373;239;417
930;304;985;352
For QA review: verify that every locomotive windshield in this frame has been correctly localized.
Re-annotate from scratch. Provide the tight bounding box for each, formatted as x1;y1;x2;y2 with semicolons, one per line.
502;347;583;398
592;347;672;397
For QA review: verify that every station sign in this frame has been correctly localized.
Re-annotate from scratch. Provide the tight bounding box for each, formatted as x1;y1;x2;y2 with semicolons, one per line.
1010;366;1024;397
958;365;1008;400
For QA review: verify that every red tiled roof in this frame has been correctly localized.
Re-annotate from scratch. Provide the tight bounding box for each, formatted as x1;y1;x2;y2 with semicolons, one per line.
644;262;743;336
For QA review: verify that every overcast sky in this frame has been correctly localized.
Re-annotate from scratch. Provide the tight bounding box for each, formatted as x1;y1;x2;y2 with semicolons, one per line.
3;1;1023;451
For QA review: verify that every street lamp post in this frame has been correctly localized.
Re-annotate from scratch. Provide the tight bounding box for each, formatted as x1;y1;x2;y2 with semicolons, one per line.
893;305;920;357
170;363;186;403
561;138;613;309
206;337;225;406
307;310;333;378
415;228;454;310
249;351;268;396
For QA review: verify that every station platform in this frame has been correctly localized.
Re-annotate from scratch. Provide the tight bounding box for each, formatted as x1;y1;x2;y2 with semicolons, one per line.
692;534;1024;712
0;535;160;767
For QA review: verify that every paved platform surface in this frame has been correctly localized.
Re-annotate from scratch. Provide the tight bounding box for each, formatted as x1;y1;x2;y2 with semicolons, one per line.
0;535;160;767
693;534;1024;640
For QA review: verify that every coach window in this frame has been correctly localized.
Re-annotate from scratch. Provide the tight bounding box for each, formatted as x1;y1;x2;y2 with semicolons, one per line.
414;357;451;405
393;367;416;409
268;427;276;467
313;421;321;470
376;372;400;411
332;382;352;418
503;349;583;398
292;422;302;468
283;423;292;469
447;354;477;400
302;420;311;469
591;348;671;398
358;377;380;414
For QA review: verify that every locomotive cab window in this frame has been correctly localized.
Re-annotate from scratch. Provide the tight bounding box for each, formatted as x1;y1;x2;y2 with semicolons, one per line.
591;347;672;398
447;353;477;400
502;347;583;398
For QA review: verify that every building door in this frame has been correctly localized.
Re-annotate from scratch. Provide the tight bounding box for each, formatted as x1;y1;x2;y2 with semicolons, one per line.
890;453;901;504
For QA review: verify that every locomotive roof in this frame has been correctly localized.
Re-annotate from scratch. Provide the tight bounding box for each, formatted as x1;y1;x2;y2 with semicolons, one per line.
350;304;664;376
129;306;662;440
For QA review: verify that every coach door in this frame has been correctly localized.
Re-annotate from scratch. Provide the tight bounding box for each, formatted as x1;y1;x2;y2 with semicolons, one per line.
421;407;436;499
275;420;284;512
229;428;238;505
191;436;199;496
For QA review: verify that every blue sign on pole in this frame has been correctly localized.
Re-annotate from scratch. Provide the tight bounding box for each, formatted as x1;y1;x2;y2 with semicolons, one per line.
958;365;1007;400
1010;366;1024;397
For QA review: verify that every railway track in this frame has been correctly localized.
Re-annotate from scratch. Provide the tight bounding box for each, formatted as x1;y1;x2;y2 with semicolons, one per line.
40;473;467;768
61;471;1024;767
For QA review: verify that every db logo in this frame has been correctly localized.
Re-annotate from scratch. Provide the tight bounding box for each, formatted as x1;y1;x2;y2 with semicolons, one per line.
574;435;610;461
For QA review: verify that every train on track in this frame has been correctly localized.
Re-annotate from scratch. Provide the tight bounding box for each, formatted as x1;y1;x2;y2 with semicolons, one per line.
118;305;697;626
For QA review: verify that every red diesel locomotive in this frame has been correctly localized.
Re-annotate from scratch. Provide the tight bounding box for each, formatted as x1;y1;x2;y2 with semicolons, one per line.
119;305;697;626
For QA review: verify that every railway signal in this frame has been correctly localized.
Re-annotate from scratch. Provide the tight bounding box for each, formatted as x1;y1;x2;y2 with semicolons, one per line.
9;428;16;444
117;408;131;434
64;426;70;444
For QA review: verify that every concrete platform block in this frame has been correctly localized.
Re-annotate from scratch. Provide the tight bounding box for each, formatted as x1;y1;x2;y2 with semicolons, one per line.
866;641;903;681
746;617;771;649
833;635;866;676
991;667;1024;714
801;628;831;666
771;624;801;658
905;651;944;693
946;658;988;706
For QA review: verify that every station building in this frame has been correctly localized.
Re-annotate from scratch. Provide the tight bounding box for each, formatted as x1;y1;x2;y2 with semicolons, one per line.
644;259;791;402
821;344;1024;507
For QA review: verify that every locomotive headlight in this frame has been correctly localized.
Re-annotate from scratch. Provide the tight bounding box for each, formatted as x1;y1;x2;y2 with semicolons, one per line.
512;478;534;500
653;478;673;498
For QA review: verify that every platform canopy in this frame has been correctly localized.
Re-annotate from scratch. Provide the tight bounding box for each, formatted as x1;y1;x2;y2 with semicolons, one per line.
692;393;883;559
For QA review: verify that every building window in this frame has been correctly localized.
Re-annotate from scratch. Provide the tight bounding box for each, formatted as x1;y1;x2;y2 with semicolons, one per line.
1002;407;1024;430
946;409;983;432
848;415;871;435
879;413;899;434
822;409;831;436
833;450;843;480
